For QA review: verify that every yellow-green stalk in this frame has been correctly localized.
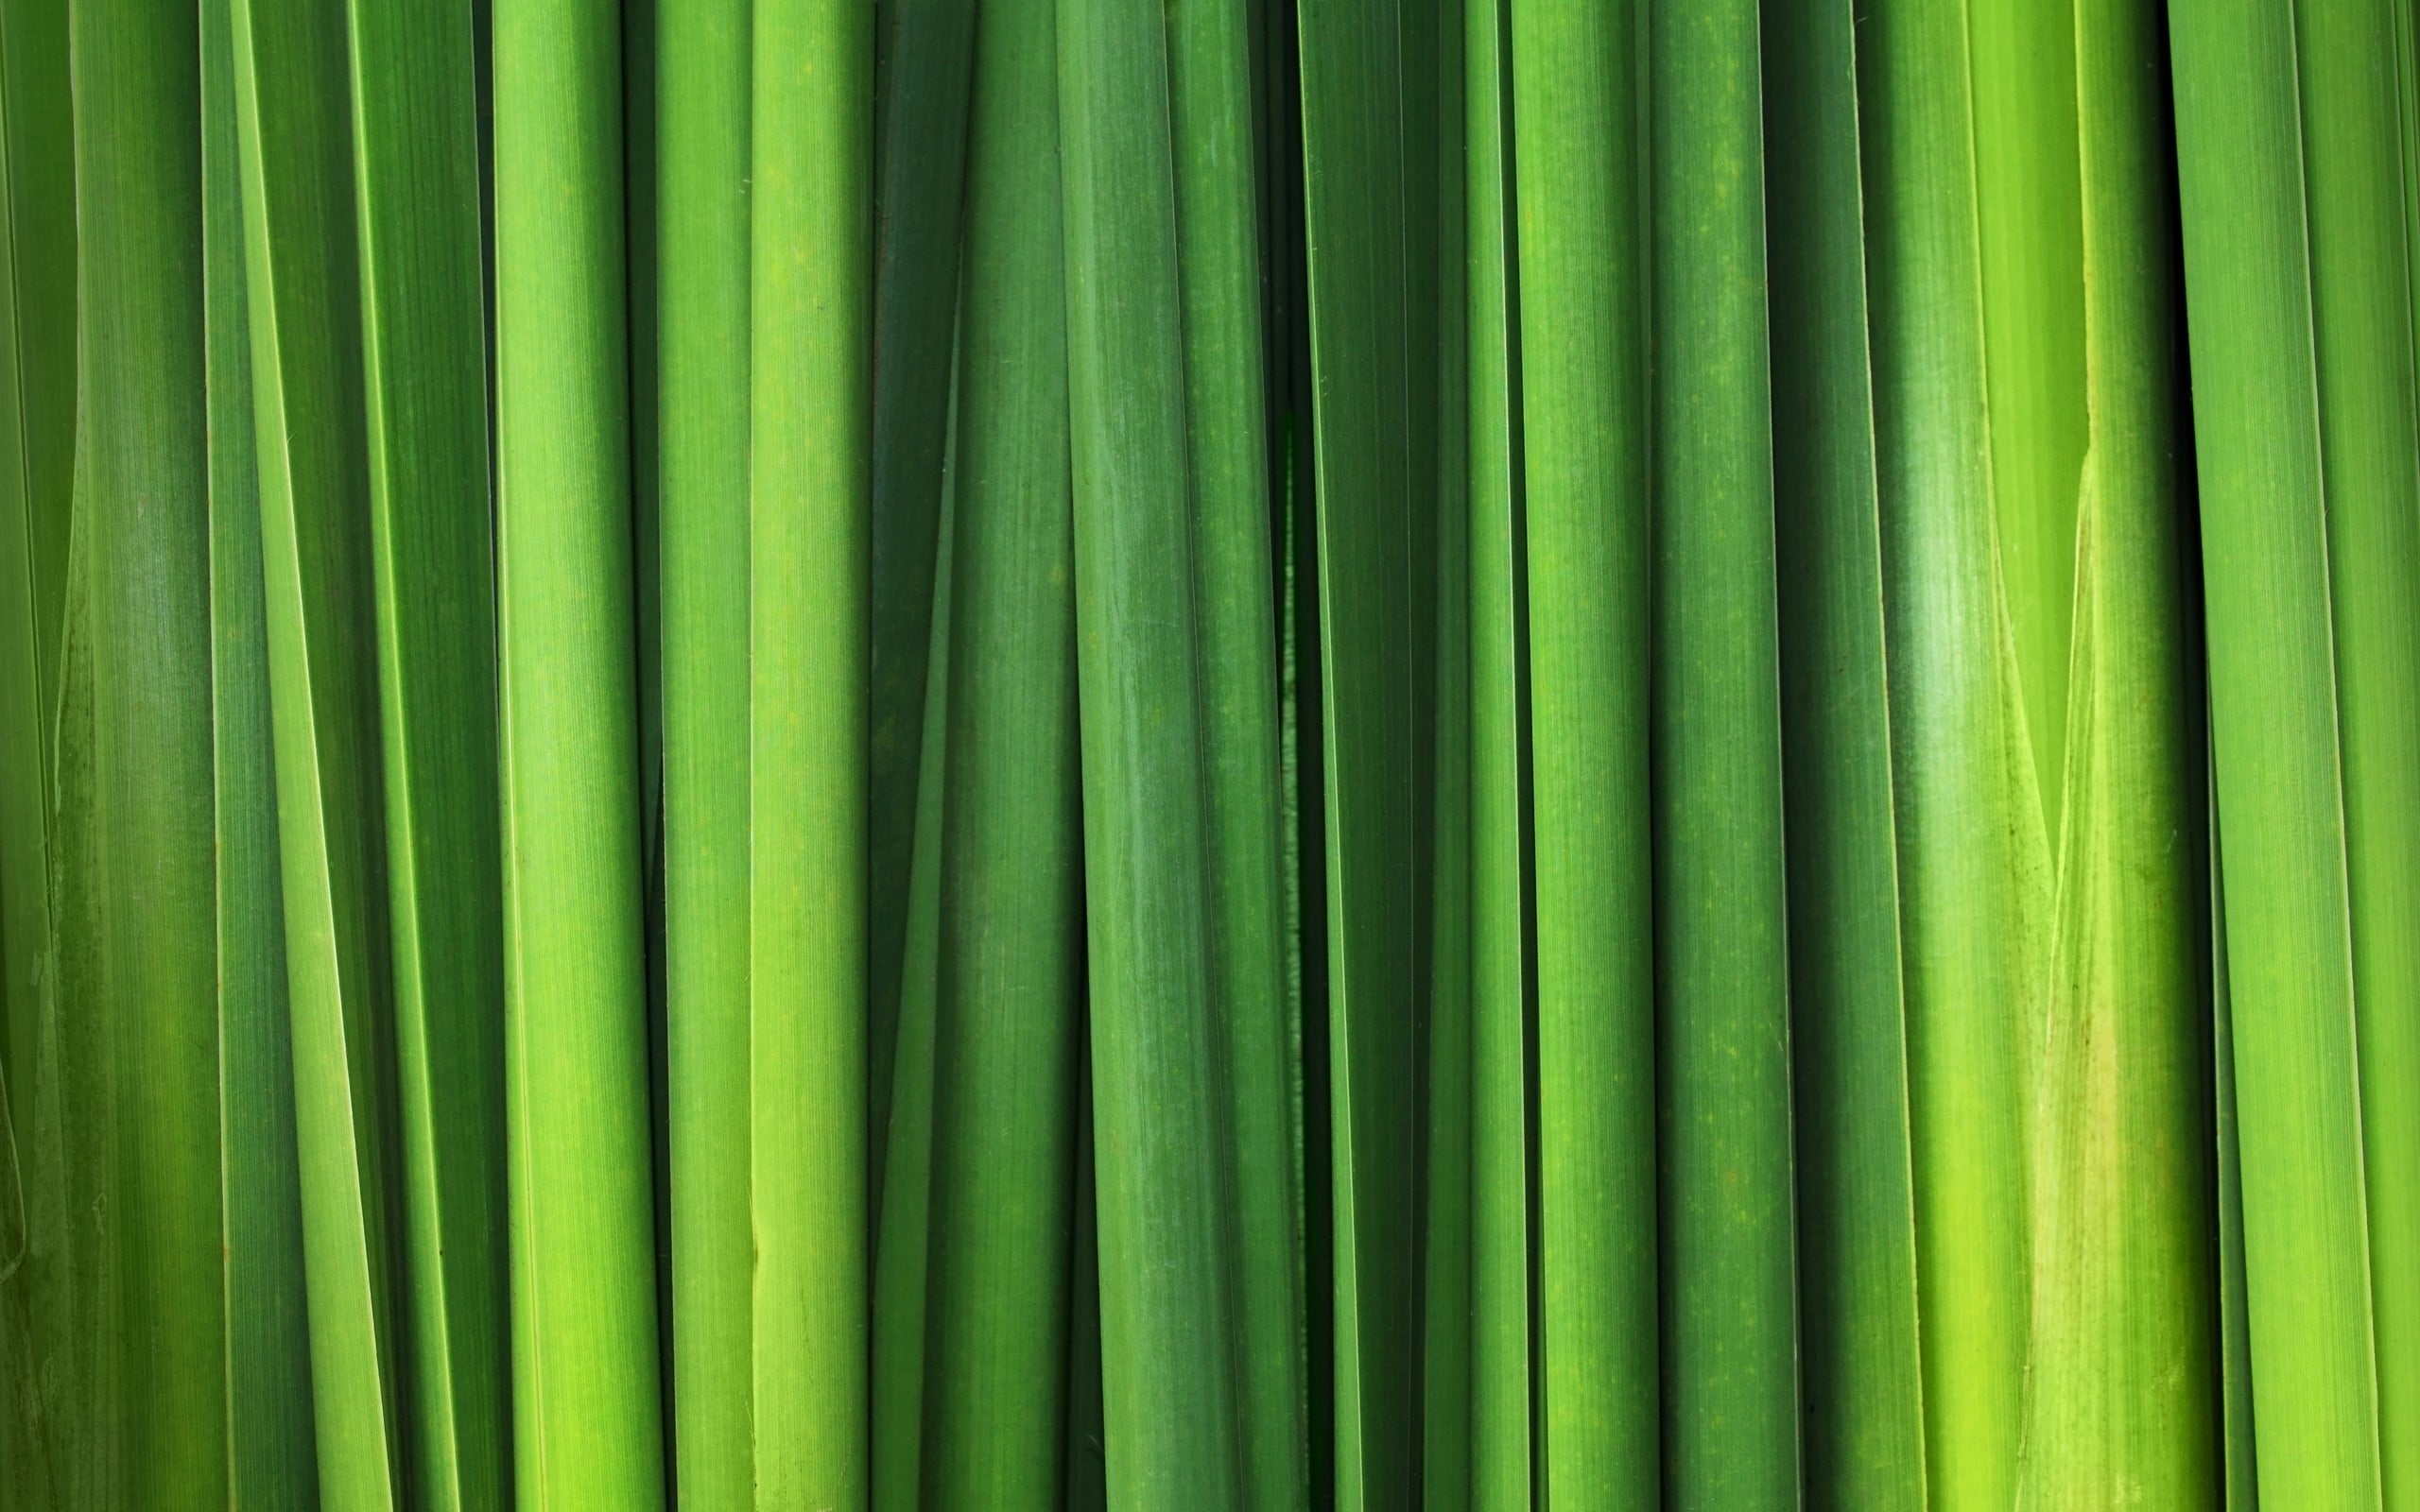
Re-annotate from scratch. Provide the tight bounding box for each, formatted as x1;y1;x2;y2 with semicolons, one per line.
493;0;666;1497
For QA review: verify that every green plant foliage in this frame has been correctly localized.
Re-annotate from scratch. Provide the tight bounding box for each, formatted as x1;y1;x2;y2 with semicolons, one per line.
5;5;2411;1505
493;0;666;1498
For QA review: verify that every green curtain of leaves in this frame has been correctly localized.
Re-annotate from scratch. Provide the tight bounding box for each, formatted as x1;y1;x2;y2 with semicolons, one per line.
1;0;2409;1509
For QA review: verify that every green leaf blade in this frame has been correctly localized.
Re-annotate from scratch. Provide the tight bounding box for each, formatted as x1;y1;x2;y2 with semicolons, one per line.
493;0;667;1495
2171;0;2383;1502
922;5;1083;1492
70;0;228;1492
346;0;511;1500
1648;0;1800;1503
1760;0;1927;1503
657;0;752;1493
1505;0;1657;1499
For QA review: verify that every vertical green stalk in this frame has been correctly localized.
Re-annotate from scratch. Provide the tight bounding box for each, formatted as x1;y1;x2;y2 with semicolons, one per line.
1760;0;1927;1503
0;0;73;757
2211;803;2258;1512
922;2;1081;1495
348;0;510;1500
202;0;317;1496
494;0;667;1497
1064;1076;1107;1512
0;0;74;1484
624;0;661;856
2171;0;2383;1503
867;0;976;1167
71;0;227;1494
1649;0;1800;1504
1967;0;2086;831
1506;0;1655;1502
2013;0;2216;1502
0;0;70;1144
1172;0;1305;1501
0;28;54;1499
1465;0;1530;1503
747;0;870;1499
34;507;110;1509
1057;0;1244;1500
1299;0;1426;1503
229;0;413;1494
1858;4;2049;1506
1424;0;1473;1500
870;463;949;1512
658;0;750;1492
2296;1;2420;1503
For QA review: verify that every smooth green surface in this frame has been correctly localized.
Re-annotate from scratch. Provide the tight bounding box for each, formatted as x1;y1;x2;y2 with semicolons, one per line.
2015;0;2215;1500
1422;0;1472;1501
0;16;53;1496
30;506;105;1508
2211;808;2259;1512
2296;2;2420;1502
493;0;667;1495
0;0;70;1157
871;445;950;1512
1463;0;1530;1503
656;0;750;1491
1649;0;1799;1503
1057;0;1246;1499
0;0;72;1486
0;0;72;763
228;0;411;1494
346;0;510;1499
1175;0;1305;1500
868;0;976;1170
2172;0;2385;1503
1298;0;1422;1503
202;0;318;1496
921;5;1081;1493
1760;0;1927;1504
1859;7;2048;1507
1968;0;2086;834
1507;0;1656;1503
74;0;229;1494
747;0;871;1500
